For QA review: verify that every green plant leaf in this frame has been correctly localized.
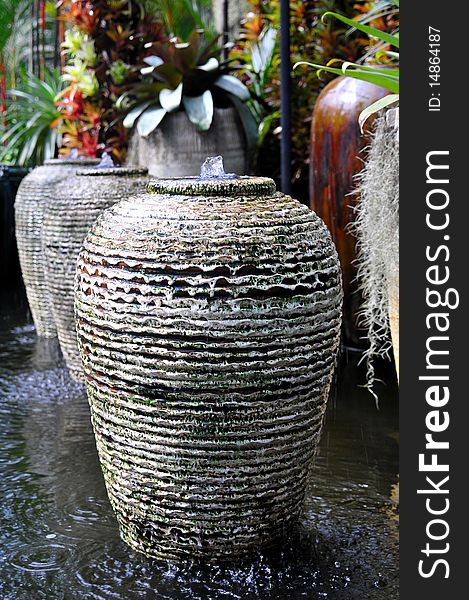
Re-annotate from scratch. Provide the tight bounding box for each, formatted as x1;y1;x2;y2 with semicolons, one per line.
183;90;213;131
358;94;399;131
258;111;280;145
123;101;154;128
214;75;250;101
376;50;400;60
159;83;183;111
322;11;400;48
229;94;259;153
1;67;62;166
151;64;184;88
143;55;165;67
197;57;219;72
294;61;399;93
137;107;167;137
251;27;277;75
339;60;399;77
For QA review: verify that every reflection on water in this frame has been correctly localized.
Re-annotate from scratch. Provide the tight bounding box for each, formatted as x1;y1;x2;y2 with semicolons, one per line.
0;298;398;599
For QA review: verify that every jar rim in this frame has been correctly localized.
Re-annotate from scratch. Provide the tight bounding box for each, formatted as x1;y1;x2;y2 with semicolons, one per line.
76;167;148;177
147;176;276;197
44;158;100;166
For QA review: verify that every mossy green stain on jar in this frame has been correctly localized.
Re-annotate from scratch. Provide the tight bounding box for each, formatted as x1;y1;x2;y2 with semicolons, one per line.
75;174;342;560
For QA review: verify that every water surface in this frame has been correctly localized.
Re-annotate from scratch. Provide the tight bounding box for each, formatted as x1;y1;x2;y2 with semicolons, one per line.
0;295;398;599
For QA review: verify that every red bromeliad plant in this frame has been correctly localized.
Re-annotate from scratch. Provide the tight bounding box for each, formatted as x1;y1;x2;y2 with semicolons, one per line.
57;0;166;161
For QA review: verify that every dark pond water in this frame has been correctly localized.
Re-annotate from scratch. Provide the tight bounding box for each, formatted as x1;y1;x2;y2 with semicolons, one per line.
0;292;398;600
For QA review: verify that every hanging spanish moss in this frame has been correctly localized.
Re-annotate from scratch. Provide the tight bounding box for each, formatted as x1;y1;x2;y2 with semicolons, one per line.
352;109;399;398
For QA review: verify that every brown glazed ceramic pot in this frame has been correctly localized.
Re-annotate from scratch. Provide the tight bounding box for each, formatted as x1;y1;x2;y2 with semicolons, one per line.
309;76;388;348
75;174;343;561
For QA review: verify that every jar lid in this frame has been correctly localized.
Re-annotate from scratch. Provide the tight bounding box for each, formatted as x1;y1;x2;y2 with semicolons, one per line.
147;176;276;197
44;158;100;166
76;166;148;177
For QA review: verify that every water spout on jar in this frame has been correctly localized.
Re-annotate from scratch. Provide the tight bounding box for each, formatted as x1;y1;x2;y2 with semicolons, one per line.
200;156;237;180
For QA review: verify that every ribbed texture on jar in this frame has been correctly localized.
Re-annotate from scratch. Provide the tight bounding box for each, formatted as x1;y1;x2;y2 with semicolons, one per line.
75;187;343;560
43;171;148;381
14;160;98;337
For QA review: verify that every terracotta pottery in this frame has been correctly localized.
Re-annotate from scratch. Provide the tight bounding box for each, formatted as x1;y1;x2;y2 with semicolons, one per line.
75;173;343;560
309;76;389;348
43;166;148;381
126;108;248;177
14;158;98;336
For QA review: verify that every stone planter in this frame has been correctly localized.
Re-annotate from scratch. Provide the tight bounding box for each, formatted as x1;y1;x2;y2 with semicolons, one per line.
75;173;343;560
310;76;389;348
14;158;98;336
43;167;148;381
126;108;248;177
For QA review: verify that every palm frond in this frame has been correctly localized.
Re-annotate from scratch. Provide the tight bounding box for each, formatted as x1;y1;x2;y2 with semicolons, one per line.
0;67;63;166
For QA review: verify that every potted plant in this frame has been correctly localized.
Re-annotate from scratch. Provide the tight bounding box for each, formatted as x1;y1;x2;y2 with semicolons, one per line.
120;30;254;176
230;0;367;193
0;67;63;166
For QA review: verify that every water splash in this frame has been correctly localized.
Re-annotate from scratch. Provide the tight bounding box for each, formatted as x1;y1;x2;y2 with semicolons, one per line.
200;156;236;179
94;152;115;169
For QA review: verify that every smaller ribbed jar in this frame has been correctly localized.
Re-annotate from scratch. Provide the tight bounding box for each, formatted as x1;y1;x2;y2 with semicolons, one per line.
15;158;98;336
43;166;148;380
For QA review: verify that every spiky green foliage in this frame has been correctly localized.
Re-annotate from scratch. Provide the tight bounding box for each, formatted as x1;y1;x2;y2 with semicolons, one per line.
295;10;399;130
1;0;59;83
118;30;252;137
0;67;62;166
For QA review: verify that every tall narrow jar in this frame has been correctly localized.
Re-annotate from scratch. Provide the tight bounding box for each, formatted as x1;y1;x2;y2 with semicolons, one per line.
14;158;98;337
43;167;148;380
75;175;343;560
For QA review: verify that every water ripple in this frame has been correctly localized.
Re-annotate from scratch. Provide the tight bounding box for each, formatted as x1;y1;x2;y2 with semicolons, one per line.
0;298;398;599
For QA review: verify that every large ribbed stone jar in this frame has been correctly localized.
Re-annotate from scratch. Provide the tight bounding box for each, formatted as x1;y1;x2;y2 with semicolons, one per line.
43;166;148;381
15;158;98;336
75;175;343;560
